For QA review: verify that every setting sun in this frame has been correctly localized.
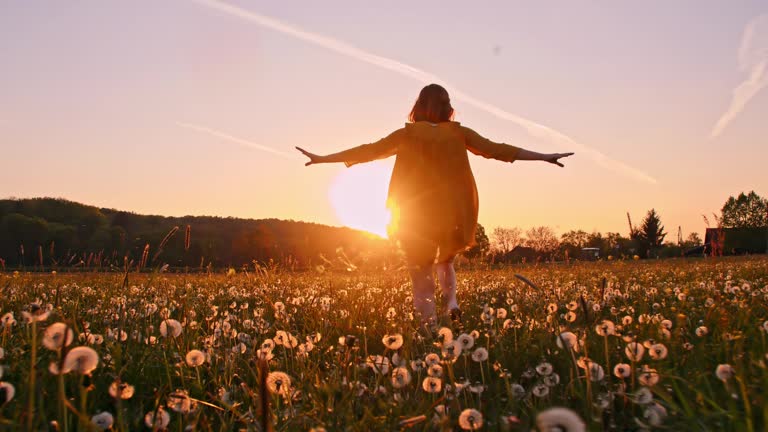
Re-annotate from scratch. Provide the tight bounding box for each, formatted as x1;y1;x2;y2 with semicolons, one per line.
328;161;394;238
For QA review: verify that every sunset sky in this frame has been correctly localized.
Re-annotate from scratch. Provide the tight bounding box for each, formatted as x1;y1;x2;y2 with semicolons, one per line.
2;1;766;239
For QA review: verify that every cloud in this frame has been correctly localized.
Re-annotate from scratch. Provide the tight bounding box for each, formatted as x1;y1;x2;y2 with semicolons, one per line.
711;14;768;138
177;122;297;158
190;0;657;184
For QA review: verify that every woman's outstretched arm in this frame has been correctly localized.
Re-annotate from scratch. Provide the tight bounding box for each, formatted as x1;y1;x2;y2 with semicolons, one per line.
297;128;403;167
462;126;573;167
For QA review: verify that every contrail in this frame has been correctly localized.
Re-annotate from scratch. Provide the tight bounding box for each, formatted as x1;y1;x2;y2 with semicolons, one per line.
190;0;657;184
711;14;768;138
177;122;297;158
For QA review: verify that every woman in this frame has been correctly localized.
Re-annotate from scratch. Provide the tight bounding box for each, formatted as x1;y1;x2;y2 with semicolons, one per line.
297;84;573;328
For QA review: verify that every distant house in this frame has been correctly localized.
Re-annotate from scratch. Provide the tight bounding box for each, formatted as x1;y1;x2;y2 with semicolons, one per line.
703;227;768;255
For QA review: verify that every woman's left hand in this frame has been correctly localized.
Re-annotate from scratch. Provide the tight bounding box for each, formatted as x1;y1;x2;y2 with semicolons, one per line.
545;152;574;167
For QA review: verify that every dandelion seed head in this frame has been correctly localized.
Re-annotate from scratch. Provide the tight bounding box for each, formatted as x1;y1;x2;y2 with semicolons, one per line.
458;408;484;430
91;412;114;430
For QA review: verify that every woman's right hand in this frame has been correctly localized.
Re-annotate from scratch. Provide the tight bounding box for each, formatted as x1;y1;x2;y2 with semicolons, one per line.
295;147;326;166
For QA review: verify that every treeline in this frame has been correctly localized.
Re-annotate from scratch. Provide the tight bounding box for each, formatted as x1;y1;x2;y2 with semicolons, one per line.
0;198;391;270
486;213;690;263
486;191;767;262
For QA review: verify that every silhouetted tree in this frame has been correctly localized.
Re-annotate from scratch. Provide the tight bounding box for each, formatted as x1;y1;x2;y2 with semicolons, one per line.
465;224;490;258
526;226;559;258
491;227;523;254
682;232;702;248
639;209;666;258
560;230;589;258
721;191;768;228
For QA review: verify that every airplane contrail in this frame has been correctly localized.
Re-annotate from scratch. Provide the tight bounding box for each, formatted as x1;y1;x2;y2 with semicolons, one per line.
177;122;297;158
190;0;657;184
711;14;768;138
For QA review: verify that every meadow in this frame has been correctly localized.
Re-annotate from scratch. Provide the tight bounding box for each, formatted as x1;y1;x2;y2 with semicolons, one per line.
0;256;767;431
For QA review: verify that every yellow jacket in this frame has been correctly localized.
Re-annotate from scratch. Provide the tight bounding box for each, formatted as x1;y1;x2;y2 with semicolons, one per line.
332;121;520;255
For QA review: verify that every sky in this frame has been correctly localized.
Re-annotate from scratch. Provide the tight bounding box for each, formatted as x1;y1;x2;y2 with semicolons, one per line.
1;1;766;239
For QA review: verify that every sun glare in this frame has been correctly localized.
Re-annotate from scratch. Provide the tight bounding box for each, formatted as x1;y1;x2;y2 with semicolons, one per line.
328;161;393;238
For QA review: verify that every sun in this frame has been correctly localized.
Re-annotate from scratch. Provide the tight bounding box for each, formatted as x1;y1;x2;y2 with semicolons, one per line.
328;161;393;238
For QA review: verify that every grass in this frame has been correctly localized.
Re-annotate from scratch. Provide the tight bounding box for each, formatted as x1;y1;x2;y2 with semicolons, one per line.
0;256;766;431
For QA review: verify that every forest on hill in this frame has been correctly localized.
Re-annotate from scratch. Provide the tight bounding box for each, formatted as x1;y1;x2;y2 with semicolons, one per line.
0;198;391;270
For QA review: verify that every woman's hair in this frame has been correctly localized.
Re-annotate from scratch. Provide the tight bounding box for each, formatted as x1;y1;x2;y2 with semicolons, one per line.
408;84;454;123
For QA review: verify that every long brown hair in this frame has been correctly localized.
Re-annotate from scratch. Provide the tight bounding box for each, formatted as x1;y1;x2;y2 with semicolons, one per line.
408;84;454;123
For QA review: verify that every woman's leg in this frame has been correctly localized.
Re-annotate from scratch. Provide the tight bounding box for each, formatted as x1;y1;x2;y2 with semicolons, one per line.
409;264;436;325
435;256;458;313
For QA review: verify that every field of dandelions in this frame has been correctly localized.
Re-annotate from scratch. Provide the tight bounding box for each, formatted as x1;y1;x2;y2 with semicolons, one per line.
1;256;767;431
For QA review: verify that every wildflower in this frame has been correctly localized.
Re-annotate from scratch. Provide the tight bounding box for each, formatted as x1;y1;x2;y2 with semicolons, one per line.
21;303;51;323
144;407;170;429
511;383;526;399
109;381;135;399
587;362;605;382
496;308;507;319
391;367;412;389
595;320;615;336
91;412;114;430
536;407;586;432
458;408;483;430
159;319;182;338
436;327;453;344
43;322;75;350
382;333;404;350
547;303;559;313
425;353;441;366
1;313;16;328
660;319;673;330
536;362;554;376
695;326;708;337
185;349;206;367
441;340;462;361
261;339;276;351
643;402;667;426
456;333;475;350
167;390;195;414
625;342;645;362
532;383;550;397
428;364;444;377
274;330;289;346
556;332;579;351
634;387;654;404
63;346;99;375
613;363;631;378
365;355;391;375
715;364;735;382
422;377;442;393
565;311;577;322
471;347;488;362
637;366;660;386
622;315;633;325
0;382;15;404
649;343;668;360
543;373;560;387
266;371;291;396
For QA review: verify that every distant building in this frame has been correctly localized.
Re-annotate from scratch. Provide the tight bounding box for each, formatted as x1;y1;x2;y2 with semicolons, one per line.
580;247;600;261
703;227;768;255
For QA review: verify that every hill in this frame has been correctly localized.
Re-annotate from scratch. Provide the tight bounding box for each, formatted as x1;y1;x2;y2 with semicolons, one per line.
0;198;391;270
